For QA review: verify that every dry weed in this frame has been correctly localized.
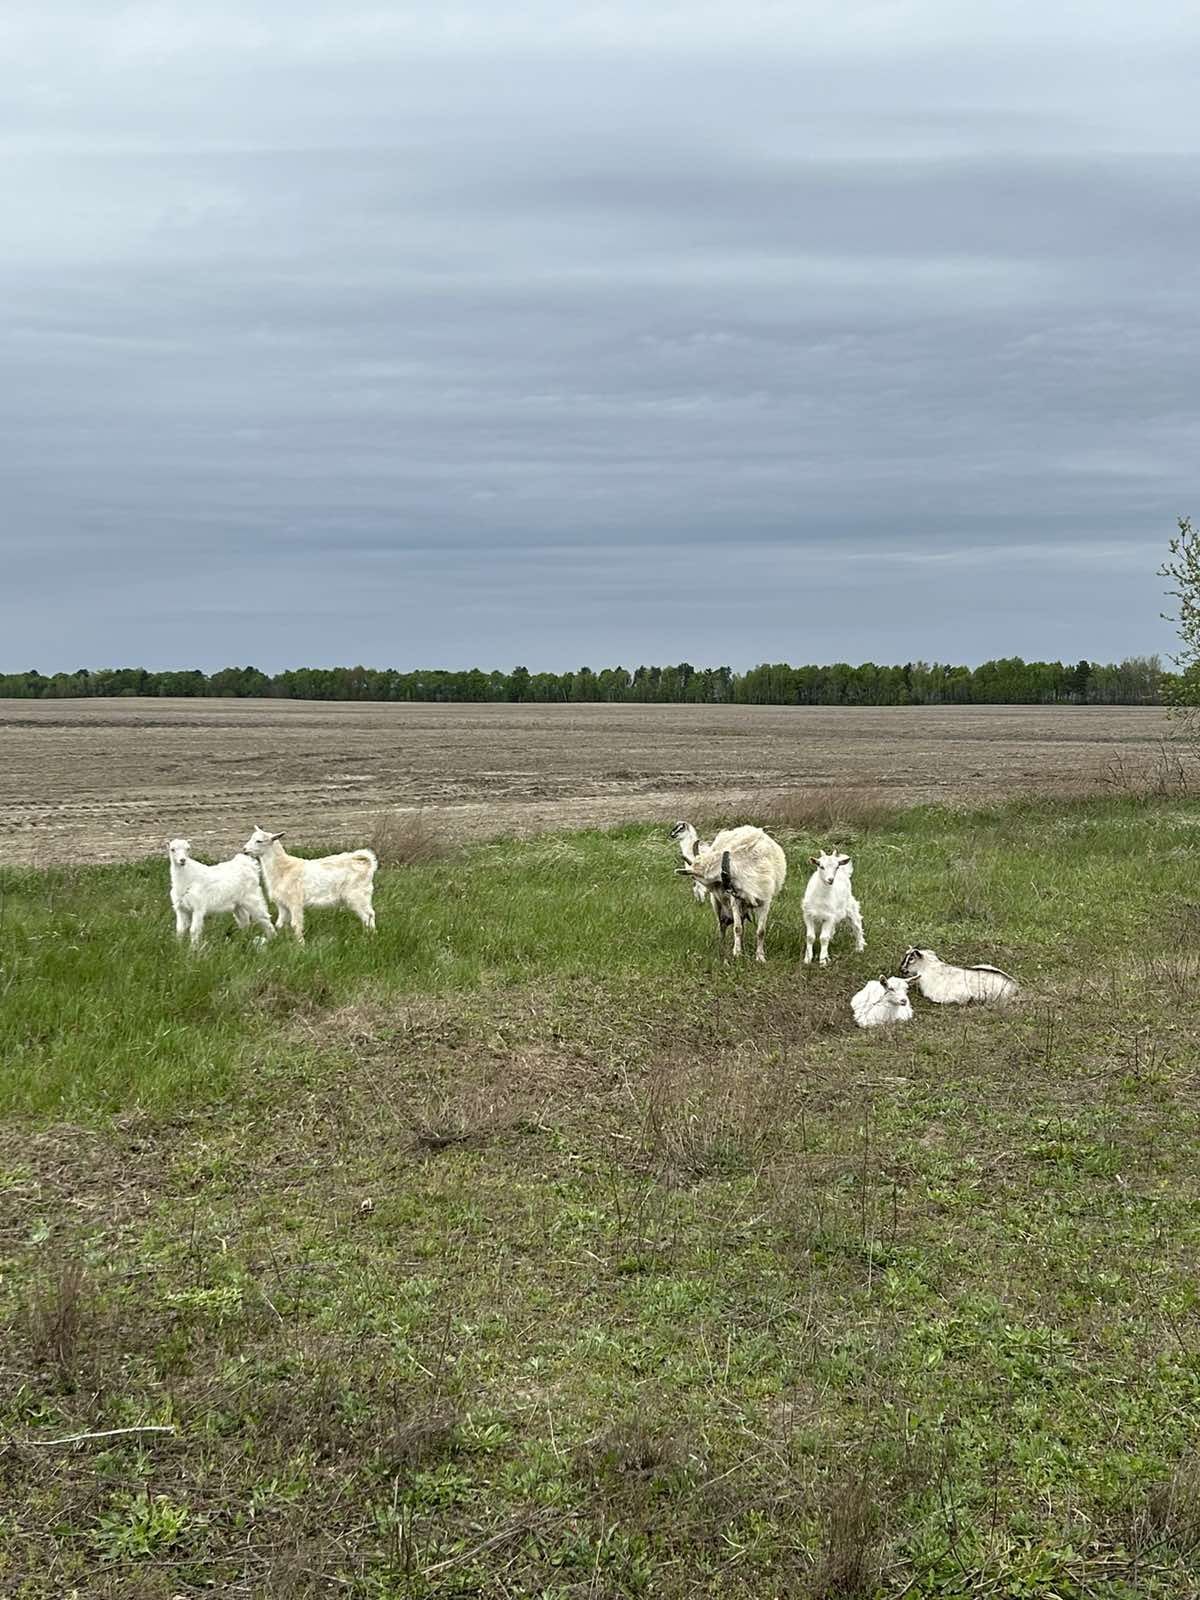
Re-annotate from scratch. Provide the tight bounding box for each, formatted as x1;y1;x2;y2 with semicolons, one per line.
810;1472;881;1598
25;1259;99;1388
753;787;897;841
1103;740;1193;800
408;1072;521;1150
642;1049;798;1179
367;809;452;867
1125;1458;1200;1557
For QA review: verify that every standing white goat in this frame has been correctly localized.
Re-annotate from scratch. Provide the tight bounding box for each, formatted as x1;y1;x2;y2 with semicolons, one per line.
675;824;786;962
802;850;865;965
899;947;1018;1003
241;826;378;944
850;976;913;1028
668;820;710;903
167;838;275;949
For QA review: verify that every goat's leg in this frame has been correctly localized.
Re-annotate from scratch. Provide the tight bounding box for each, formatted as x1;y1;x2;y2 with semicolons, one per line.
848;898;866;952
754;901;770;963
803;914;816;964
356;892;376;932
247;898;275;939
188;909;206;950
288;903;305;945
819;918;834;965
174;906;189;940
233;905;250;929
274;903;289;931
711;897;728;957
730;898;744;958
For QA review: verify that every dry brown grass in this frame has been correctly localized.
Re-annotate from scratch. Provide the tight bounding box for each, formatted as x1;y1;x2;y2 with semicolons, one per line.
1125;1458;1200;1559
641;1048;801;1179
1102;740;1195;799
810;1473;882;1598
407;1068;524;1151
366;809;453;867
752;786;899;841
24;1259;98;1389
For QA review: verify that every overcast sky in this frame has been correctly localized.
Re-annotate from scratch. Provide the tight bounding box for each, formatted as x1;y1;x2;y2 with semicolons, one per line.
3;2;1197;673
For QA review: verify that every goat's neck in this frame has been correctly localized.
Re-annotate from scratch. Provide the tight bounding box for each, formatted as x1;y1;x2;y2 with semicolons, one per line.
256;840;290;892
676;827;700;861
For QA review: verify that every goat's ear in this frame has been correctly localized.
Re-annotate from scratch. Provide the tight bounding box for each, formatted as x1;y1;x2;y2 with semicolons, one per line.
808;856;819;866
272;831;285;841
838;854;851;865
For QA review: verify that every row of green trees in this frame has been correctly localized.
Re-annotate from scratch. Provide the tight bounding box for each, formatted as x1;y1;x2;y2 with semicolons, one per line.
0;656;1163;705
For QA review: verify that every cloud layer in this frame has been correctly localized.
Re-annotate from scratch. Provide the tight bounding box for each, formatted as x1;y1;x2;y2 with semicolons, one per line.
3;2;1197;670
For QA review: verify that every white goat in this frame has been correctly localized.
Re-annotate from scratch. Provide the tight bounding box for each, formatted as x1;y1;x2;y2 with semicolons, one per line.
167;837;275;949
242;826;378;944
899;947;1018;1004
851;976;913;1029
802;850;865;965
675;824;786;962
668;820;710;903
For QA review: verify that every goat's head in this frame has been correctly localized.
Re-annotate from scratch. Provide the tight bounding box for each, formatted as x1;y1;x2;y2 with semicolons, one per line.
676;847;736;895
668;820;694;842
167;838;192;868
242;825;284;858
881;976;911;1005
898;947;933;976
809;850;851;886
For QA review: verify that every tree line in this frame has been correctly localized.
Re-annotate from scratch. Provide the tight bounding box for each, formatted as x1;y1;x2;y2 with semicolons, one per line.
0;655;1164;705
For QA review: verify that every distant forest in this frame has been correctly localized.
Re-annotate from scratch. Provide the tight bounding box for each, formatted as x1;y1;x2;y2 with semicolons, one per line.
0;656;1164;705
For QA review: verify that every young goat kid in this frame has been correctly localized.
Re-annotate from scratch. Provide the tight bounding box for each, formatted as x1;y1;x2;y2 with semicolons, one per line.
167;838;275;949
242;826;378;944
675;824;786;962
851;975;913;1028
802;850;865;965
899;947;1018;1004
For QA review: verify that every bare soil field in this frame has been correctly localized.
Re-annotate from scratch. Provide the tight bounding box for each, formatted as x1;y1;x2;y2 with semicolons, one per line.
0;697;1175;865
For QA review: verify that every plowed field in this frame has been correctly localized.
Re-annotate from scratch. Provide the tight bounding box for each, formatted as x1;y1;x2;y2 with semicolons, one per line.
0;698;1171;865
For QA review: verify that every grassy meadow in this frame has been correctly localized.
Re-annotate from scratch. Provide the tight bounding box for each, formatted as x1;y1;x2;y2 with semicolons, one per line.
2;792;1200;1597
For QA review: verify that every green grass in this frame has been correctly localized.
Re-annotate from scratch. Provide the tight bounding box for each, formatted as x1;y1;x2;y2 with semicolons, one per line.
2;797;1200;1596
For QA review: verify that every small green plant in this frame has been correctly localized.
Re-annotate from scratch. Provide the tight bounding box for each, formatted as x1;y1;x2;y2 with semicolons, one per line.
92;1490;193;1562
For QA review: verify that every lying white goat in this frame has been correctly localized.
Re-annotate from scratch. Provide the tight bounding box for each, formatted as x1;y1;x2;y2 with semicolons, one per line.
167;837;275;949
668;820;710;903
802;850;865;965
242;826;378;944
675;824;786;962
899;947;1018;1004
851;975;913;1029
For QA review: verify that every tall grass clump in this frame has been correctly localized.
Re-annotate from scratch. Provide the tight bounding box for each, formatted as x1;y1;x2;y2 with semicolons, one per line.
752;785;898;843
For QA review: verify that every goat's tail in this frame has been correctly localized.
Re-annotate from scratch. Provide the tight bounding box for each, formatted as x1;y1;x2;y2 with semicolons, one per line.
352;848;379;872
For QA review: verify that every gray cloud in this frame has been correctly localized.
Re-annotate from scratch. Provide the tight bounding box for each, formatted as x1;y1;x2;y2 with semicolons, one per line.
2;2;1197;671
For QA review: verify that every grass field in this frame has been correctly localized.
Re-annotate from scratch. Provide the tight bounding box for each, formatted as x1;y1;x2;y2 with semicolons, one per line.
2;792;1200;1597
